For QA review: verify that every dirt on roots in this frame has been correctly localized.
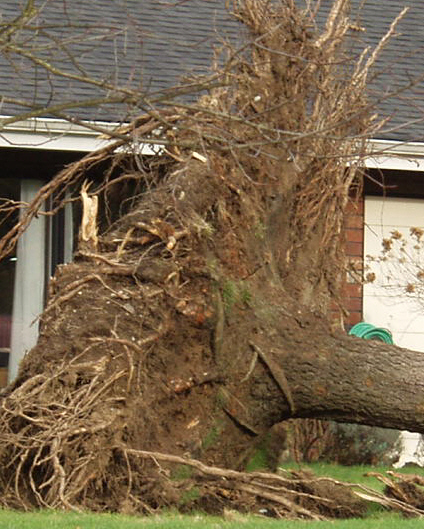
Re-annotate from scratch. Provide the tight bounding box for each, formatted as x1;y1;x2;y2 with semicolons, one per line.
0;146;367;518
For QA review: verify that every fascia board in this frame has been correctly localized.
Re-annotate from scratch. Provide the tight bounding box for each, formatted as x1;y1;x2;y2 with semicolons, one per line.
0;117;157;154
3;120;424;170
366;140;424;171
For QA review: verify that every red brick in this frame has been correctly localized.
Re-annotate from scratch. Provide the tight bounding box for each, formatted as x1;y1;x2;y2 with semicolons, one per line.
345;198;364;214
344;283;362;298
346;241;363;256
0;368;7;388
346;311;362;326
346;297;362;312
345;214;363;230
345;228;363;243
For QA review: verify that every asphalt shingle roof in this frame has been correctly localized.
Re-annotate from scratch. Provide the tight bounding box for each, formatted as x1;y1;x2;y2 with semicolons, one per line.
0;0;240;123
0;0;424;142
343;0;424;141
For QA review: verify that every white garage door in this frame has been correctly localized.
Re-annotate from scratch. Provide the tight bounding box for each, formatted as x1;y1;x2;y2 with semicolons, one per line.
364;196;424;353
364;196;424;466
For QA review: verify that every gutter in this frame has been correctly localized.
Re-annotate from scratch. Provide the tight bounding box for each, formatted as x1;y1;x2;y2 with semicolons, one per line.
366;139;424;172
2;118;424;171
0;116;157;154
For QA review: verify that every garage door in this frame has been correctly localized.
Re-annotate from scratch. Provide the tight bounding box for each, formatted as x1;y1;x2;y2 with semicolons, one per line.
364;196;424;466
364;196;424;353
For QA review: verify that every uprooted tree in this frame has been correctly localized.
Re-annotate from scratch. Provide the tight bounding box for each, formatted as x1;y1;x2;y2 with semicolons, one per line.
1;0;424;519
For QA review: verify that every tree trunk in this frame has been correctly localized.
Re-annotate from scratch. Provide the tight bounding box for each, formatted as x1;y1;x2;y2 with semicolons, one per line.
238;313;424;433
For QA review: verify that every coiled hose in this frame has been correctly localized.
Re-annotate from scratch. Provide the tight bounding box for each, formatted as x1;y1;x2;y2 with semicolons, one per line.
348;322;393;344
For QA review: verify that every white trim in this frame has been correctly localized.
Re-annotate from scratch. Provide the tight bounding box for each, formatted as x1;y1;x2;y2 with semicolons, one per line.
2;118;424;169
9;180;46;382
0;117;112;151
0;116;157;154
366;139;424;171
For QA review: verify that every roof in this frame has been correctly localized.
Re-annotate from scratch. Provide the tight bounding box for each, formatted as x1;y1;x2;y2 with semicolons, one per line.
0;0;240;123
0;1;423;143
344;0;424;142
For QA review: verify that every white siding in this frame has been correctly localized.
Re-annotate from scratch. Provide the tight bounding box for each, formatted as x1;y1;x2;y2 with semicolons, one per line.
364;196;424;352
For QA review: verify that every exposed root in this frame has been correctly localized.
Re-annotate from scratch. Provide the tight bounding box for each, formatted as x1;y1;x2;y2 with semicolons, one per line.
360;471;424;517
250;342;296;415
0;345;129;510
121;448;364;520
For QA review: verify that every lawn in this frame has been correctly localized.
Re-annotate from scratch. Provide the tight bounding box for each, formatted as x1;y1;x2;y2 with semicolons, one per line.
0;510;422;529
1;463;424;528
283;461;424;492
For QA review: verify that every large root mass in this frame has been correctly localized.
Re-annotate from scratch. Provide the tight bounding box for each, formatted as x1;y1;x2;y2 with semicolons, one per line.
0;0;417;520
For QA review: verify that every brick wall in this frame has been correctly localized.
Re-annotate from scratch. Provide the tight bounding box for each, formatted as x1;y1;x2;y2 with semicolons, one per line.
343;197;364;328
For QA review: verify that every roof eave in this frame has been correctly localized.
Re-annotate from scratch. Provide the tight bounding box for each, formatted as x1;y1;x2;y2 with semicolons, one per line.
366;139;424;171
0;116;155;154
2;119;424;172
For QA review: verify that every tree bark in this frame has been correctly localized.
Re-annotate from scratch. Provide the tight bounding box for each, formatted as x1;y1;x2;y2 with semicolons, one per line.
239;314;424;433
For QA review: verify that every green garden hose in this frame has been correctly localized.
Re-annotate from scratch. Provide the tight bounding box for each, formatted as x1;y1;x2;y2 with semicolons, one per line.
348;322;393;344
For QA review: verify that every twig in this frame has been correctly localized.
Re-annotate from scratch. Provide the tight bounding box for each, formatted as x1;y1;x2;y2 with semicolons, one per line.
238;482;324;520
241;348;258;382
213;290;225;366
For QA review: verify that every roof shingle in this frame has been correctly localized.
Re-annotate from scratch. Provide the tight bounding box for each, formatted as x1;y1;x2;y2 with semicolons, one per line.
0;0;423;142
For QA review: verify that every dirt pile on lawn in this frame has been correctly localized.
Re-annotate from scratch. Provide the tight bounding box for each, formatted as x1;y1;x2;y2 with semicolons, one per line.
0;0;414;520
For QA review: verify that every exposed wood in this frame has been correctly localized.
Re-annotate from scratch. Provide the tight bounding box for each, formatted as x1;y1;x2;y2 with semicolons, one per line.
79;182;98;252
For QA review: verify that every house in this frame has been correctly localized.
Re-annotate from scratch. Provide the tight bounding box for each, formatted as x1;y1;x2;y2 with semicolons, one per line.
341;0;424;349
0;0;423;390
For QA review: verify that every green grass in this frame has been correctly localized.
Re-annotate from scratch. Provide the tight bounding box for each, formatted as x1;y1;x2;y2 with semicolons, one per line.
281;461;388;490
1;463;424;528
0;510;422;529
281;461;424;492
